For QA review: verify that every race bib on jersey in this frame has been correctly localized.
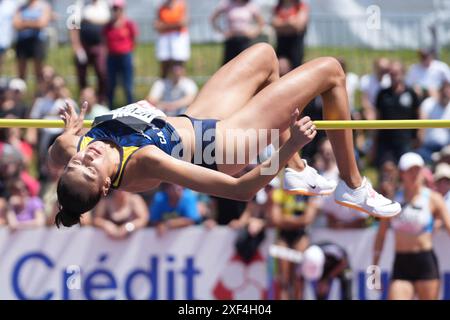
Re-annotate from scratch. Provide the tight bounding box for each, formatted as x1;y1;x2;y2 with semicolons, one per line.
92;101;167;132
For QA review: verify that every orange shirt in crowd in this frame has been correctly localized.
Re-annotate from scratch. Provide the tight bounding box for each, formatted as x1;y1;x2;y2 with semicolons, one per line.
274;1;308;21
158;0;188;34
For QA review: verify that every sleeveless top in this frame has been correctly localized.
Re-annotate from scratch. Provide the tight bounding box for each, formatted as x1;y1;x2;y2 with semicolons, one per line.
77;101;182;189
391;188;434;235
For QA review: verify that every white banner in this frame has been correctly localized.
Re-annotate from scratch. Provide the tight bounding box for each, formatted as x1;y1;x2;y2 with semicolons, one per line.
0;226;274;300
0;226;449;300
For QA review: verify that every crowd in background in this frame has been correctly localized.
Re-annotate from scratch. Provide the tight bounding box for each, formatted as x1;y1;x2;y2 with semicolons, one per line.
0;0;449;300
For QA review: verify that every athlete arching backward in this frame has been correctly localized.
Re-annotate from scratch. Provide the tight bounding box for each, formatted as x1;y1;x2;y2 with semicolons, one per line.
48;43;401;228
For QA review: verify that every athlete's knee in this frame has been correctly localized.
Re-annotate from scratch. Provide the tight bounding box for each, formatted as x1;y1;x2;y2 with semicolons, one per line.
252;43;278;72
318;56;346;87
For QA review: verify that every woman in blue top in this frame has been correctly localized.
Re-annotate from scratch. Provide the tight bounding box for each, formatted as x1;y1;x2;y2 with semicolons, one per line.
49;44;401;228
373;152;450;300
13;0;51;80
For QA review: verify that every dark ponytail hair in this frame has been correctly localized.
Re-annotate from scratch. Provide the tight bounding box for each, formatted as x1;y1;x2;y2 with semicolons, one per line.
55;173;102;228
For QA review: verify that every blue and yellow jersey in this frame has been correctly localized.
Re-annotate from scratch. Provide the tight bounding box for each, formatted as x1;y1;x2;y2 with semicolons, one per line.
272;189;308;216
77;102;182;189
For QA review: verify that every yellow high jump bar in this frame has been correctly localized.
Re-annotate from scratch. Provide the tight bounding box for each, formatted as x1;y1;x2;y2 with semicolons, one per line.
0;119;449;130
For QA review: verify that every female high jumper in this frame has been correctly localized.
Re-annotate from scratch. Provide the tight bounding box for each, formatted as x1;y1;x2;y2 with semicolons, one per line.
48;43;401;227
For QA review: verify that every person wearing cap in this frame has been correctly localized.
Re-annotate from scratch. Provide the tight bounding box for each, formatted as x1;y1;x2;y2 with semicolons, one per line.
0;78;28;119
406;48;450;101
432;145;450;166
373;152;450;300
434;163;450;212
299;242;352;300
103;0;138;108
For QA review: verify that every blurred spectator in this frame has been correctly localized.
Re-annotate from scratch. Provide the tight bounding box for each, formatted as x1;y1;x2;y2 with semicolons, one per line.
0;78;28;119
35;64;55;97
0;0;17;75
210;168;249;226
0;116;34;168
0;143;40;198
211;196;247;226
6;180;45;230
434;163;450;211
154;0;190;78
149;183;202;237
269;188;318;300
70;0;110;104
271;0;309;68
432;145;450;166
94;191;149;239
13;0;51;81
194;192;216;229
300;243;353;300
234;178;280;262
211;0;265;65
278;56;292;77
360;57;391;121
416;81;450;163
337;57;359;117
104;0;138;108
147;62;198;116
300;96;326;162
27;76;77;179
374;61;420;167
406;48;450;101
0;197;6;226
41;164;60;225
378;159;400;200
0;79;7;105
80;87;109;120
314;139;369;229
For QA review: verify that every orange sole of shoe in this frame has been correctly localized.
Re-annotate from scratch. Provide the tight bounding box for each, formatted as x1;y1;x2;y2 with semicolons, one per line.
334;200;400;219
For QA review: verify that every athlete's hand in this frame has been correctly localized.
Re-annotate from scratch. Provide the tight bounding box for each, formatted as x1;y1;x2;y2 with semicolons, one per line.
289;113;317;148
60;100;87;135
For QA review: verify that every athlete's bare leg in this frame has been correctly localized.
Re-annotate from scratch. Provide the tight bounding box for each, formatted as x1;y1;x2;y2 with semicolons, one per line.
184;44;304;175
216;43;362;188
388;280;415;300
414;280;440;300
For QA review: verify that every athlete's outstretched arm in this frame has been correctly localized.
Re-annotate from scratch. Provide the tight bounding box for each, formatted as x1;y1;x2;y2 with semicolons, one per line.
48;101;88;170
149;116;316;201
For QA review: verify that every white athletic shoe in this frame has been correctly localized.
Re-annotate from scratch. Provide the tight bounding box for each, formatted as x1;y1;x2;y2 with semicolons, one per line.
334;177;401;218
283;161;337;196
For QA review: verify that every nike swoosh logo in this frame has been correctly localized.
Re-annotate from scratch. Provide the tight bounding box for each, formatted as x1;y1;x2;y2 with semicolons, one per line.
381;200;396;207
371;200;396;207
308;184;317;189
